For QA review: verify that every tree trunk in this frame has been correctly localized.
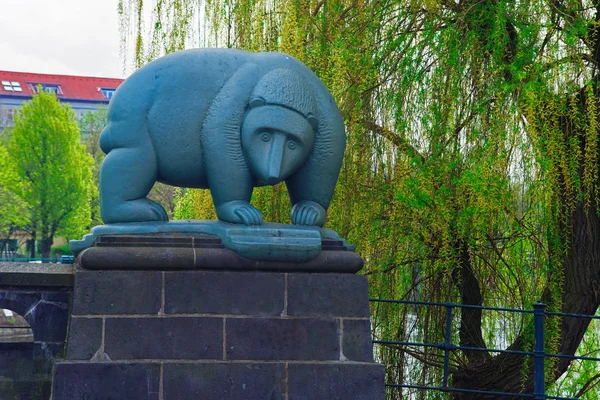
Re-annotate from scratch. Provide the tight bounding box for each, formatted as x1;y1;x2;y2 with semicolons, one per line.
553;202;600;378
40;218;51;259
450;201;600;398
29;231;36;258
40;237;52;259
450;87;600;395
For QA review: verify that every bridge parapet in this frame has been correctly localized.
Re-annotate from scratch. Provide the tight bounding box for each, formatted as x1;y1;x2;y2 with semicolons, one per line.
0;263;73;400
0;263;73;288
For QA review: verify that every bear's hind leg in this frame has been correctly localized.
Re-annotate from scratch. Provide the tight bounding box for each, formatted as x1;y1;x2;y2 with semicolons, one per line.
100;145;168;224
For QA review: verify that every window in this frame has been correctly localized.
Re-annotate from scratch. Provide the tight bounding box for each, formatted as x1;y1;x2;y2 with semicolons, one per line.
100;88;115;100
76;109;90;121
0;239;18;257
0;106;15;128
1;81;22;92
6;107;14;124
44;85;61;94
30;83;62;95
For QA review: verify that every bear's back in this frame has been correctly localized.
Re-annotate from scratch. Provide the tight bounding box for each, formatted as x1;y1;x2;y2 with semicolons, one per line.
106;49;336;189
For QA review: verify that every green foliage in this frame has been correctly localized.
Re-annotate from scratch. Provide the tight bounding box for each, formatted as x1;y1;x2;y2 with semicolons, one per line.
173;188;216;220
50;243;72;256
80;108;108;167
80;108;107;226
0;144;28;238
118;0;197;68
9;91;94;257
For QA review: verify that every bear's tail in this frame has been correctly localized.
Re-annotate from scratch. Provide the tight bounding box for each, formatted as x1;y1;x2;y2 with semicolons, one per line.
99;125;112;154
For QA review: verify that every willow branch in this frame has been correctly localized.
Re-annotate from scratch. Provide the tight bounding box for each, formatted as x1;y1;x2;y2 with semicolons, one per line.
363;121;426;164
312;0;324;17
381;343;459;372
574;372;600;398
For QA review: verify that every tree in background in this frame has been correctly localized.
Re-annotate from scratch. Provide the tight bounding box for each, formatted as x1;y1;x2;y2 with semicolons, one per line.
9;91;94;259
80;108;108;227
80;108;107;168
0;145;28;256
120;1;600;397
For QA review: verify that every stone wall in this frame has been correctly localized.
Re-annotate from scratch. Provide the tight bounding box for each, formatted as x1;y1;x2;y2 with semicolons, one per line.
54;269;384;400
0;262;73;400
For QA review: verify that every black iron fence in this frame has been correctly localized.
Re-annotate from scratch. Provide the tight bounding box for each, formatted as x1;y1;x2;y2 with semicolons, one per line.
369;298;600;399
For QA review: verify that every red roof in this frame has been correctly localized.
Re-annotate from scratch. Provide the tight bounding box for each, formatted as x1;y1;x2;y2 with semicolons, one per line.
0;70;123;102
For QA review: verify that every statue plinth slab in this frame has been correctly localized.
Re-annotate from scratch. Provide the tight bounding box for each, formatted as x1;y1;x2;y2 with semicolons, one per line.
70;221;363;272
51;268;385;400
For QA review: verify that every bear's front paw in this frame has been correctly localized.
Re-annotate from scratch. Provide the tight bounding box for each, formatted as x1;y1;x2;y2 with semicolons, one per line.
291;201;326;227
217;201;263;225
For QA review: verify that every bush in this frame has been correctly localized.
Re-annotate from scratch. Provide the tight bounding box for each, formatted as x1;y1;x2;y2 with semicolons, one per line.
50;244;71;256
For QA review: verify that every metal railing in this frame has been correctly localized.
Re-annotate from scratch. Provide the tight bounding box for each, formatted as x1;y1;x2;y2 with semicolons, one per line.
0;257;61;263
369;298;600;399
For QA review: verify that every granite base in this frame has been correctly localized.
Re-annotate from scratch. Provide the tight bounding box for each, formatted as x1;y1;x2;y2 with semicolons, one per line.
51;268;384;400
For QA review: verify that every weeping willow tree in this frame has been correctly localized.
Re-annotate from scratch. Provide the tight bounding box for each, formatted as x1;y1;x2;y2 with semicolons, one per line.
119;0;600;398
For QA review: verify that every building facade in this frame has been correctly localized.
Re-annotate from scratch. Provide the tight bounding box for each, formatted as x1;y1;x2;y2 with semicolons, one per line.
0;71;123;131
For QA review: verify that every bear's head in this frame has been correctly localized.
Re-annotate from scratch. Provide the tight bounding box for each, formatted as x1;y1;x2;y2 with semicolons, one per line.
241;68;318;186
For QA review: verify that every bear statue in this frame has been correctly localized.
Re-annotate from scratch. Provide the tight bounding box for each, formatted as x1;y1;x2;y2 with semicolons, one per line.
99;48;345;227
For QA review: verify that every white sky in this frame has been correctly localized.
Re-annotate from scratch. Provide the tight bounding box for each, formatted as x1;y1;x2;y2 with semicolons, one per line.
0;0;125;78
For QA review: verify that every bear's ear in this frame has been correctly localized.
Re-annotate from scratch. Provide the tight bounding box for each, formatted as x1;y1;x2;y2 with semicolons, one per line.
249;96;266;109
307;113;318;130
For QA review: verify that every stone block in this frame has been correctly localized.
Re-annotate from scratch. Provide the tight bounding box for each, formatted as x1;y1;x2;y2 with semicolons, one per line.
33;341;65;375
72;270;161;315
342;319;374;362
28;299;69;342
41;291;70;305
288;363;385;400
52;362;160;400
8;379;52;400
165;271;284;316
0;342;33;379
79;246;196;270
0;291;41;318
226;318;339;360
163;363;285;400
287;273;370;318
104;317;223;360
0;262;73;287
66;317;103;360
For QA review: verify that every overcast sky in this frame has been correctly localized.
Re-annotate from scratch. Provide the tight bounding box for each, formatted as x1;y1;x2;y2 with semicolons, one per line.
0;0;124;78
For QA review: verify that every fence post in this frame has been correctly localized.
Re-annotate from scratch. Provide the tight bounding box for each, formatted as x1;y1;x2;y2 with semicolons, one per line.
442;304;454;390
533;301;546;400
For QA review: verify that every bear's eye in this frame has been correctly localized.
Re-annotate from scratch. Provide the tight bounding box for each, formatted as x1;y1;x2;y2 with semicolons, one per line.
288;141;297;150
261;133;271;142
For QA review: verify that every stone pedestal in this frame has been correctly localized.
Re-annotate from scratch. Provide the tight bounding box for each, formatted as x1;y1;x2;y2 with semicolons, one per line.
52;268;384;400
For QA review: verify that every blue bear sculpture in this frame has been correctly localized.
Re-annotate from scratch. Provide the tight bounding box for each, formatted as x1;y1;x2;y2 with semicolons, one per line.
99;49;345;226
